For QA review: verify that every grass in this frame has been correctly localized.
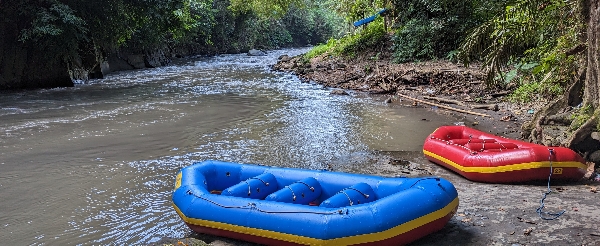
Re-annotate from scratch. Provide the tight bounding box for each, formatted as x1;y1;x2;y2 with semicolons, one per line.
303;18;387;61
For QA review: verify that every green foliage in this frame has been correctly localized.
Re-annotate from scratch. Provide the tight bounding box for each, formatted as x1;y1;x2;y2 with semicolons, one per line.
176;0;217;44
338;18;387;55
18;1;87;42
505;62;565;103
207;0;344;53
445;50;460;62
392;18;440;62
10;0;88;65
253;19;293;48
1;0;345;88
391;0;488;63
228;0;306;19
570;105;595;131
282;3;345;46
459;0;584;92
5;0;343;57
327;0;386;23
303;17;387;60
508;80;563;103
304;39;338;59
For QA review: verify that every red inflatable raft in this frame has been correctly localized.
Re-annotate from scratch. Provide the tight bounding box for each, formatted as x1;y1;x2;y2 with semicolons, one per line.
423;126;587;183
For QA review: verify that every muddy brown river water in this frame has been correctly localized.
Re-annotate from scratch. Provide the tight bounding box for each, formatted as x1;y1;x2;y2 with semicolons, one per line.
0;48;465;245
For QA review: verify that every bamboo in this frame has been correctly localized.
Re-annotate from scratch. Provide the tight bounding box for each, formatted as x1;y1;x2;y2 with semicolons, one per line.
423;96;465;106
397;93;492;118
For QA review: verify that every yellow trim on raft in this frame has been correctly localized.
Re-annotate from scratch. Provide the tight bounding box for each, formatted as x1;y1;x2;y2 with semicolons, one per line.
423;149;587;174
174;172;182;191
173;197;459;246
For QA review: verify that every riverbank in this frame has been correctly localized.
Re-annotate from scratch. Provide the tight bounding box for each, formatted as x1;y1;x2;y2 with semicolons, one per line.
152;52;600;246
272;50;535;141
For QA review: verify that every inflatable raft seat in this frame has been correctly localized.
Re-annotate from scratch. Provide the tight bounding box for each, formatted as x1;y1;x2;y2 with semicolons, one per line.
221;173;278;199
265;177;322;205
448;138;496;145
446;137;519;152
319;182;377;208
464;142;519;152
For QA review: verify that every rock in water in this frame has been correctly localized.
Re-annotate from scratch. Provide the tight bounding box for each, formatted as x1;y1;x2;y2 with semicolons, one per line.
278;54;292;62
248;49;267;56
330;89;349;95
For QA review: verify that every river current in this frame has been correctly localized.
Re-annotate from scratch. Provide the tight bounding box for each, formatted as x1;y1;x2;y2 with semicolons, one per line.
0;48;459;245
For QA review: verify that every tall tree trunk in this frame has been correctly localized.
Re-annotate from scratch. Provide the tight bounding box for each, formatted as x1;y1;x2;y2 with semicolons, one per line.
584;0;600;107
564;0;600;151
526;0;600;154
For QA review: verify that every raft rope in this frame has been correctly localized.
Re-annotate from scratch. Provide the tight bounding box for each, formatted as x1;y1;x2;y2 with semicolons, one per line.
338;187;371;206
296;181;316;192
286;186;298;201
408;177;441;189
498;143;507;151
185;190;345;215
536;148;565;220
245;177;270;196
345;187;370;198
286;181;315;201
340;191;354;206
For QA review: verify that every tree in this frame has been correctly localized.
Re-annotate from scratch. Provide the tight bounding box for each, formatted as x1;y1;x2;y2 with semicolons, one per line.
564;0;600;152
228;0;306;18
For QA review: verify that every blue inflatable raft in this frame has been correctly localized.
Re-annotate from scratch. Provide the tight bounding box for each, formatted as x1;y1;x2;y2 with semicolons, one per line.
172;160;458;245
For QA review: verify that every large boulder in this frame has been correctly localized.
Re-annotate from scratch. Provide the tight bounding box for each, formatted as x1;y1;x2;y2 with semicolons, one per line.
127;54;146;69
106;54;135;72
278;54;293;62
144;49;170;68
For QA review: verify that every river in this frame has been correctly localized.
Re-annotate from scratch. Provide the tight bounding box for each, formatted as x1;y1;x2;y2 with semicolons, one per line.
0;48;461;245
